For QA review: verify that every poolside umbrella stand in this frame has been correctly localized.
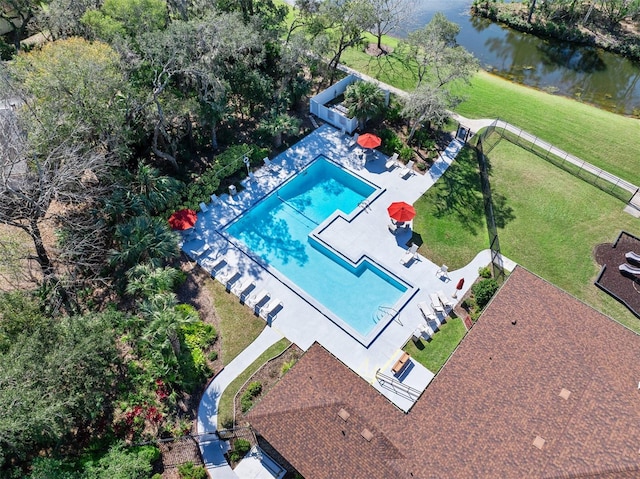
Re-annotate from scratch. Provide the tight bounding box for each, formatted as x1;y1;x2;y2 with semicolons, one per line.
168;209;197;230
387;201;416;224
357;133;382;150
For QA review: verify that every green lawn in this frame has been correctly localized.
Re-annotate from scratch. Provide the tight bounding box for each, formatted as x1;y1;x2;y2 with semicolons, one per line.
415;136;640;332
217;338;290;429
206;279;266;364
403;317;467;373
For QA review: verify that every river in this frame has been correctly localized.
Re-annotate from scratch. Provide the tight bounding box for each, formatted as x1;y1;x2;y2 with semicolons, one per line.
396;0;640;115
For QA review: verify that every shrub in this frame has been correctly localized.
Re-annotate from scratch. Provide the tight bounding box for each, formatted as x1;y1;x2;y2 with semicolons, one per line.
471;278;499;309
208;350;218;362
229;438;252;463
240;381;262;413
246;381;262;396
399;146;414;162
281;359;296;375
378;128;404;156
478;266;492;279
178;462;208;479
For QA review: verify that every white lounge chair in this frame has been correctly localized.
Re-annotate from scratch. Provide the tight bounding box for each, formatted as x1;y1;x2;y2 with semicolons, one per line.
231;277;254;297
399;160;415;177
199;201;209;212
246;289;270;311
202;255;226;274
626;251;640;263
190;242;209;258
429;292;445;313
348;133;359;149
259;298;283;321
436;264;449;280
217;267;239;286
210;194;220;205
263;157;278;170
385;153;399;170
418;301;437;322
619;263;640;275
416;323;435;340
437;290;455;308
400;244;419;265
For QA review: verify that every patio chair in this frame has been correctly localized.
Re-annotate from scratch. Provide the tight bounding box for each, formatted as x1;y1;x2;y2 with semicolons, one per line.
385;152;399;170
348;133;359;149
625;251;640;263
400;243;419;265
619;263;640;276
416;323;435;340
203;255;226;276
259;298;283;321
429;292;445;313
199;201;209;212
263;157;278;170
437;290;455;308
436;264;449;280
190;242;209;258
246;289;270;311
231;277;254;298
217;267;239;287
398;160;415;178
418;301;437;322
210;194;220;205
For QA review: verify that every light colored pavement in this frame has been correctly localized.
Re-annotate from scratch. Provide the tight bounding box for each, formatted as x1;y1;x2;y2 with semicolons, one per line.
191;124;517;478
197;327;283;478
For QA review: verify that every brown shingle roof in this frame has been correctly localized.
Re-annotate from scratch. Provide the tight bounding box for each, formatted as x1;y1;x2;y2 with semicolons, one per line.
249;267;640;478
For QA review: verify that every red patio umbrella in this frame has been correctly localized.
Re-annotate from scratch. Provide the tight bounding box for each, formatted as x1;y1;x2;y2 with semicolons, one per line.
168;209;197;230
387;201;416;223
357;133;382;149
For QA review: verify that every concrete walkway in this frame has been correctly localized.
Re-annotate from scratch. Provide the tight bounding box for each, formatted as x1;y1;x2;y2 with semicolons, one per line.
197;327;283;479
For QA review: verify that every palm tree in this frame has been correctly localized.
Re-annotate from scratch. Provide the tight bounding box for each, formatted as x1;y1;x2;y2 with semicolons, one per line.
343;81;385;130
109;216;179;269
258;112;301;148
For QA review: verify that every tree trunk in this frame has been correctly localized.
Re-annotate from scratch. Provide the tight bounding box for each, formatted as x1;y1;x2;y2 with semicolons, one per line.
211;124;218;150
527;0;537;23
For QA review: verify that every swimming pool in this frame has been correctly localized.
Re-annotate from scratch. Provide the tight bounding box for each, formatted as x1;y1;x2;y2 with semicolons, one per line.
225;156;408;338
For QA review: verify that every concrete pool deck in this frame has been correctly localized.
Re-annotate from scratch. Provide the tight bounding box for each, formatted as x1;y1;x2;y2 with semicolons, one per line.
186;124;516;413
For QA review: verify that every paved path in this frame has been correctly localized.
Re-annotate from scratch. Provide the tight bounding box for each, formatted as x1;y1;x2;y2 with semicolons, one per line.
197;327;283;479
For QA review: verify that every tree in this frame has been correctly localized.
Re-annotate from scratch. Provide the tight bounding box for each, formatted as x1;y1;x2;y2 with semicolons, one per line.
343;81;385;129
401;84;450;142
32;0;101;40
1;41;127;310
366;0;413;53
258;112;301;147
406;12;479;88
83;443;159;479
0;0;38;50
81;0;167;42
0;302;120;469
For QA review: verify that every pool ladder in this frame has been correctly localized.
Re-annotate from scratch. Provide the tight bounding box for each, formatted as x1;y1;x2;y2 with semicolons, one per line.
374;305;402;325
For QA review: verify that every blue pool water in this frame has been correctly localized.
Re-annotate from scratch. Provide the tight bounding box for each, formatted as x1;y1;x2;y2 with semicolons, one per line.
225;157;407;336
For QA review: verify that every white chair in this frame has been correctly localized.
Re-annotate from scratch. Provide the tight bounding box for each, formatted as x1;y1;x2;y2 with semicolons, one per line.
348;133;359;148
436;264;449;280
203;255;226;276
385;153;399;170
429;292;445;313
418;301;437;322
217;267;238;286
263;157;278;170
199;201;209;212
190;242;209;258
417;323;435;340
619;263;640;275
399;160;415;177
210;194;220;205
625;251;640;263
246;289;269;310
400;244;419;265
259;298;283;321
231;277;254;297
437;290;455;308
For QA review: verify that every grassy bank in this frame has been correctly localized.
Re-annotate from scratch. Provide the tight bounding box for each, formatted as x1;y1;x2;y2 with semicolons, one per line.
415;136;640;332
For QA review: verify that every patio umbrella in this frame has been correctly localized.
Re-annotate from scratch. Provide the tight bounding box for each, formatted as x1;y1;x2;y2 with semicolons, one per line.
168;209;197;230
357;133;382;149
387;201;416;223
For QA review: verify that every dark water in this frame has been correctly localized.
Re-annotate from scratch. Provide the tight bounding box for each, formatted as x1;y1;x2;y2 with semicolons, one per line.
398;0;640;115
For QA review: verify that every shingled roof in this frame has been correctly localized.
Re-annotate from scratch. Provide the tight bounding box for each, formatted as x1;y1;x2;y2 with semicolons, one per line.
248;266;640;479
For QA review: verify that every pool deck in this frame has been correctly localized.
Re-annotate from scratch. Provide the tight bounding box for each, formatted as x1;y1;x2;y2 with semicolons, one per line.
185;124;516;413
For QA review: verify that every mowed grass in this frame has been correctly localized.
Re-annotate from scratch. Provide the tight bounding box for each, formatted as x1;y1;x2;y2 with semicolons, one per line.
403;317;466;373
206;279;266;364
217;338;290;429
416;137;640;332
453;71;640;186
